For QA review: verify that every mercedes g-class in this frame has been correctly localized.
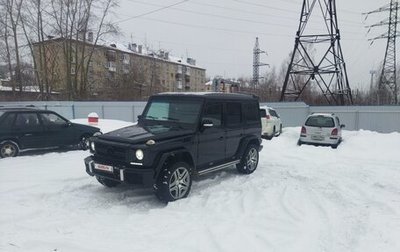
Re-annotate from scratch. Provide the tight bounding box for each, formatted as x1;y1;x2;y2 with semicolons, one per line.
84;92;262;202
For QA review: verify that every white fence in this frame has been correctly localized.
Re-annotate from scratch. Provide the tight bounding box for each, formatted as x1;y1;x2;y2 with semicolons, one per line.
1;101;400;133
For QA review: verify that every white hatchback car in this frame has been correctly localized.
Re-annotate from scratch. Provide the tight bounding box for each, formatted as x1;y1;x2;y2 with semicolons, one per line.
260;106;283;139
297;113;345;148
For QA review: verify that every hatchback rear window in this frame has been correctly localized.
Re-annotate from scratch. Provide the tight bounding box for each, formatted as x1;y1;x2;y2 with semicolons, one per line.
260;109;266;118
305;116;334;128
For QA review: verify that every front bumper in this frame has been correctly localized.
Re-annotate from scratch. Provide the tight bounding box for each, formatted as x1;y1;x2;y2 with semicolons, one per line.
84;156;155;186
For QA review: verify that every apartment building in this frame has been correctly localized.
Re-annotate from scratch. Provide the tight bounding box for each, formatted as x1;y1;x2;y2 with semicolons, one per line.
33;36;207;100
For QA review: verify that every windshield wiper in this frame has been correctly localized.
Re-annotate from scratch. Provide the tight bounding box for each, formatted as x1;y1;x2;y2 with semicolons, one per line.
162;116;179;121
145;115;158;120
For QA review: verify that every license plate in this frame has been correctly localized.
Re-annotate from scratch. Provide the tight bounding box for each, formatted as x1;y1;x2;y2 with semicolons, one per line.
94;163;113;173
311;135;324;141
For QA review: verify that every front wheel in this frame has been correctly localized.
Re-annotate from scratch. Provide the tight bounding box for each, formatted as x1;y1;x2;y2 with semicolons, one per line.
155;162;192;202
236;144;259;174
79;134;91;150
0;141;19;158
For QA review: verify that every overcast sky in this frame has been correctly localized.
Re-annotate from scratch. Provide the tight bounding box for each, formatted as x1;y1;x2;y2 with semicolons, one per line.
114;0;390;90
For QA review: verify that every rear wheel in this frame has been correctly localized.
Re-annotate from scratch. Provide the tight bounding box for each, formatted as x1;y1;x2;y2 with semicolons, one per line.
155;162;192;202
274;125;281;137
297;139;302;146
236;144;259;174
96;176;120;187
0;141;19;158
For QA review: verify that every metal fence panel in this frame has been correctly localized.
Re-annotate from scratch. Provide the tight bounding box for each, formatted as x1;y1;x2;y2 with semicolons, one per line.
1;101;399;133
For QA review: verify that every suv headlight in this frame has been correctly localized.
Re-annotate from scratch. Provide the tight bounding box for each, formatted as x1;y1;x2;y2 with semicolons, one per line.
90;142;96;152
135;149;144;160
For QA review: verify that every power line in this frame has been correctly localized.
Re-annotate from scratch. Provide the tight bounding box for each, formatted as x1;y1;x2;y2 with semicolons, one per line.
126;0;362;27
138;17;292;37
118;1;365;34
114;0;189;24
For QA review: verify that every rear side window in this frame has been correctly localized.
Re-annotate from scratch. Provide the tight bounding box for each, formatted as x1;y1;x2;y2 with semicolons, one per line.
15;113;41;128
203;103;223;127
244;102;259;123
305;116;334;128
226;102;242;126
0;113;16;128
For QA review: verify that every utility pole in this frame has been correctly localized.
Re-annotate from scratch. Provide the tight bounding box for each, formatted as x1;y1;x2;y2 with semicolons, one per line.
252;37;268;88
365;0;399;105
369;70;377;91
280;0;353;105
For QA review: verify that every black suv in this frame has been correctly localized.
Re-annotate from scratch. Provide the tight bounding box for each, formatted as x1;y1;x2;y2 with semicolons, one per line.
0;107;100;158
84;93;262;202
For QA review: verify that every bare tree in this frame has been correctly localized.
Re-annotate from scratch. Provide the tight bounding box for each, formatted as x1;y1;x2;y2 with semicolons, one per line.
47;0;118;100
0;0;24;96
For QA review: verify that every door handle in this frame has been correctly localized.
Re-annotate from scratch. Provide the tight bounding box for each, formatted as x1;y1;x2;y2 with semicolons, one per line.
218;136;224;140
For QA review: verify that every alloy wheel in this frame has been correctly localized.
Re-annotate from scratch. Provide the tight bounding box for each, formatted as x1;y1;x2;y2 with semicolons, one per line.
1;144;16;157
169;167;190;200
246;148;258;172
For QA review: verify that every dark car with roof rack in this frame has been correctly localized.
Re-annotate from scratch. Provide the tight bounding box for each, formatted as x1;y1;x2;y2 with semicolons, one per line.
0;107;101;158
84;92;263;202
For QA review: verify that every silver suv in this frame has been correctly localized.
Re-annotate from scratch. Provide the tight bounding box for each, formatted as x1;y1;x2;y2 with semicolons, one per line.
297;113;345;149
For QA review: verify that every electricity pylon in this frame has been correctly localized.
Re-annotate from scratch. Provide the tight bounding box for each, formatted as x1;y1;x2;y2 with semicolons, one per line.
280;0;353;105
365;0;399;105
252;37;268;87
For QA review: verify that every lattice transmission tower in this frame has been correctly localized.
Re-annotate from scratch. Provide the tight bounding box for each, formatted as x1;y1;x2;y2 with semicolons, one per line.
365;0;399;105
252;37;268;87
280;0;353;105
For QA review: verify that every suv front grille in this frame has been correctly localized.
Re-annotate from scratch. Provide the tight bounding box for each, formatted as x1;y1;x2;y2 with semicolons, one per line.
95;142;127;161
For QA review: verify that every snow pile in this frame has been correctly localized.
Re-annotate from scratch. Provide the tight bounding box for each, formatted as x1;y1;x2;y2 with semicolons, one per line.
1;121;400;252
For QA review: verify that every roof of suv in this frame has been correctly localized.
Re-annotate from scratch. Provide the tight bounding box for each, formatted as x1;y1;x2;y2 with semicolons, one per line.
0;107;44;112
154;92;258;100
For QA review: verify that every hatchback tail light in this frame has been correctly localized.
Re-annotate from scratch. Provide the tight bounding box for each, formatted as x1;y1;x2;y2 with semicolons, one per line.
331;128;338;136
300;126;306;136
265;115;271;119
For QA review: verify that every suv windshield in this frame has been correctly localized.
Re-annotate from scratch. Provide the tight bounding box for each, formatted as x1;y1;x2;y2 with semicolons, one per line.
305;115;335;128
142;98;203;126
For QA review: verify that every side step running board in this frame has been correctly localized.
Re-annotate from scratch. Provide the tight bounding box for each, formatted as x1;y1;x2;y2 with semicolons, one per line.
198;160;240;176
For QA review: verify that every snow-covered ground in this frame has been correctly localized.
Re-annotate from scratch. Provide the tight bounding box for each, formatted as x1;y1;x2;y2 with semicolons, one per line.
1;119;400;252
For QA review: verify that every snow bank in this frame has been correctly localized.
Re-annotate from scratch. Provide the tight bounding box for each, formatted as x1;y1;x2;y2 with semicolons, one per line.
1;123;400;252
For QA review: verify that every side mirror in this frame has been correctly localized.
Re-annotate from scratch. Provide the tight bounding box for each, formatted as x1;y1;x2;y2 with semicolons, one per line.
340;124;345;129
202;119;214;128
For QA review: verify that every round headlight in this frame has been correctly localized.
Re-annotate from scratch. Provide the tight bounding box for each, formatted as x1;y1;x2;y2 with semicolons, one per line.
90;142;96;151
135;149;144;160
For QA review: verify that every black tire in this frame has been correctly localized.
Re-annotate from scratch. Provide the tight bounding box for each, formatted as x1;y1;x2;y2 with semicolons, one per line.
0;141;19;158
278;125;283;135
155;161;192;202
236;144;259;174
297;139;302;146
96;176;120;187
79;134;91;150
